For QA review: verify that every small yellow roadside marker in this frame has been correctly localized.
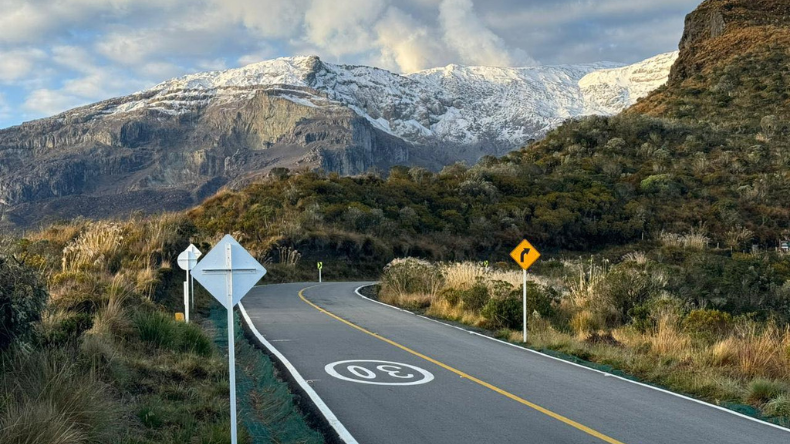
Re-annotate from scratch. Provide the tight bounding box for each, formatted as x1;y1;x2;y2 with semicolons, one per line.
175;312;185;322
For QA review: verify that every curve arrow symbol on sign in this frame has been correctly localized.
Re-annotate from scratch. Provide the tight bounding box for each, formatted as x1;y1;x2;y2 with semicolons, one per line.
520;248;530;263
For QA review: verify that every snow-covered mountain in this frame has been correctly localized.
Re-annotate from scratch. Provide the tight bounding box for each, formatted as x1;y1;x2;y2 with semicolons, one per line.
580;51;678;115
106;52;677;148
0;52;677;226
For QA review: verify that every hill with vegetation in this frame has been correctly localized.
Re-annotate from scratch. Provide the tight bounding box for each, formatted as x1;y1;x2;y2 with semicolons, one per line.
185;0;790;424
3;0;790;440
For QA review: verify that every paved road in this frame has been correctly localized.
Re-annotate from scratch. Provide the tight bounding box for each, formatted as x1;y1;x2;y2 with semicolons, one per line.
239;282;789;444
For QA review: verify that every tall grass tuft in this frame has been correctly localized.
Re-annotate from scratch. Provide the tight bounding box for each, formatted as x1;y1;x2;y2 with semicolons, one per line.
61;221;124;272
658;230;710;249
0;347;123;443
134;310;212;357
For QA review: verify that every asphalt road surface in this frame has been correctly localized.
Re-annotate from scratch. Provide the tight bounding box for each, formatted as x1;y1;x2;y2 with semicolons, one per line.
239;282;790;444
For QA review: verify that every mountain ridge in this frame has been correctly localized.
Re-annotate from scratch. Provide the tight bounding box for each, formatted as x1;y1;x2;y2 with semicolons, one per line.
0;52;676;227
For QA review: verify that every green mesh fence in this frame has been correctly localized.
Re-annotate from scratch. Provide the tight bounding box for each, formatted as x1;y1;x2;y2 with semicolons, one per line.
210;305;324;444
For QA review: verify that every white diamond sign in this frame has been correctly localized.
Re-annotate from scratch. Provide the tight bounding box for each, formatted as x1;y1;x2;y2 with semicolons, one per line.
192;235;266;310
177;244;202;271
191;235;266;444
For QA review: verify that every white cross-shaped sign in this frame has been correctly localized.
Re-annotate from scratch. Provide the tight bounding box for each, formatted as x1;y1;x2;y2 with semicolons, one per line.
177;244;202;271
190;234;266;444
176;244;203;323
191;235;266;309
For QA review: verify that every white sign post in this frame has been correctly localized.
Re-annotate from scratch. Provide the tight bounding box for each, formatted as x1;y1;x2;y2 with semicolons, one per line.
177;244;202;323
317;261;323;283
191;235;266;444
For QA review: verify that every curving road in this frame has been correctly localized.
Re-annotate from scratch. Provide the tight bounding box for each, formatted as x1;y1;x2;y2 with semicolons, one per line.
239;282;789;444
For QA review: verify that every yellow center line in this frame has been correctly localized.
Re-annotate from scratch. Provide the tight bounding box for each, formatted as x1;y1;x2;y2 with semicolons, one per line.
298;285;626;444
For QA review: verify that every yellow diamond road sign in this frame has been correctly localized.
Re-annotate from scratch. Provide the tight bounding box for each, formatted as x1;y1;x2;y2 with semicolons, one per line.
510;239;541;271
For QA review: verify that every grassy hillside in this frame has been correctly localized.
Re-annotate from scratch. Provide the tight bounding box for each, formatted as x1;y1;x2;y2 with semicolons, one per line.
0;217;320;443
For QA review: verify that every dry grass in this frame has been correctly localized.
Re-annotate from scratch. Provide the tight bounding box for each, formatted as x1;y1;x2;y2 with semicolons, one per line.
658;230;710;250
649;314;691;357
61;221;124;272
379;257;790;423
378;292;432;311
442;262;486;290
733;323;789;379
442;262;553;292
426;299;486;327
567;259;608;308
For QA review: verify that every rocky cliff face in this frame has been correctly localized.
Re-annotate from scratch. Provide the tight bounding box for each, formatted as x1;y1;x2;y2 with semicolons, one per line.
632;0;790;125
0;89;411;227
668;0;790;84
0;53;674;227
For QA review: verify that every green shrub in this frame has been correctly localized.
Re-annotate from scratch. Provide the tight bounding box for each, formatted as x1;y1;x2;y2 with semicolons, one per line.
747;379;789;405
525;282;559;319
0;257;49;349
628;303;654;333
461;284;490;311
38;311;94;346
764;395;790;418
599;264;655;325
683;309;733;338
481;296;522;330
439;287;463;305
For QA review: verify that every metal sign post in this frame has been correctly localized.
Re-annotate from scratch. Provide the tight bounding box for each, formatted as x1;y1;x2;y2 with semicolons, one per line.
317;261;323;283
509;239;541;344
192;235;266;444
177;244;202;323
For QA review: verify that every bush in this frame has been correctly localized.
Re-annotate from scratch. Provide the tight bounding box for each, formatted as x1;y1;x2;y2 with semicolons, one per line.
0;257;49;350
683;309;733;338
598;264;655;325
133;310;212;357
381;258;443;299
461;283;490;311
747;379;789;405
525;282;559;319
764;395;790;418
38;311;94;346
482;296;522;330
439;287;463;305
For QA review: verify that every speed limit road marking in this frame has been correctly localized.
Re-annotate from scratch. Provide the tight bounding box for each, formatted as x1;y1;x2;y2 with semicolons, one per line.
325;360;434;386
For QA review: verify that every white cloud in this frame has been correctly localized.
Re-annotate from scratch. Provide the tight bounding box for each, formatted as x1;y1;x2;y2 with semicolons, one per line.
0;48;46;82
22;88;85;115
0;93;10;120
238;44;279;67
51;46;96;74
95;30;161;65
439;0;534;67
216;0;308;39
374;7;449;73
0;2;53;44
304;0;387;57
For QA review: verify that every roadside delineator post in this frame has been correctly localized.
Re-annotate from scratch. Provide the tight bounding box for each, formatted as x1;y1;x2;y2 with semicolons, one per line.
509;239;541;343
191;235;266;444
317;261;323;283
177;244;202;323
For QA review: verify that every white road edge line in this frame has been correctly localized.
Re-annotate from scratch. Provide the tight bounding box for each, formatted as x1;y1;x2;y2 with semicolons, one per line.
238;302;359;444
353;284;790;433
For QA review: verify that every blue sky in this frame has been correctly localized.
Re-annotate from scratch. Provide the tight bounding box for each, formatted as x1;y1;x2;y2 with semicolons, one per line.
0;0;700;129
